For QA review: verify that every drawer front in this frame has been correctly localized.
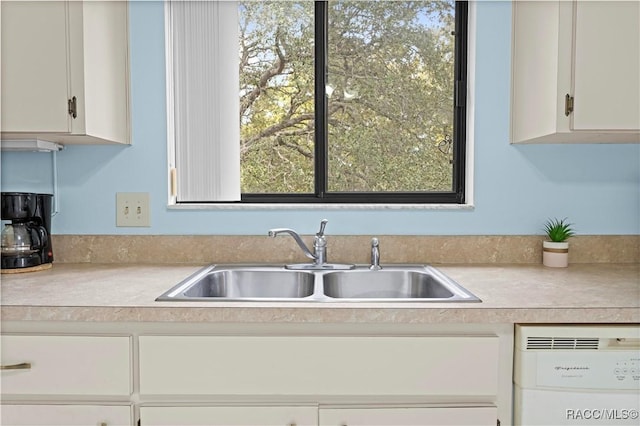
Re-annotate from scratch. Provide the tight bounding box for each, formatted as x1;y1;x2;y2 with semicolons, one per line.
0;404;132;426
1;335;131;396
139;336;499;396
140;406;317;426
319;406;498;426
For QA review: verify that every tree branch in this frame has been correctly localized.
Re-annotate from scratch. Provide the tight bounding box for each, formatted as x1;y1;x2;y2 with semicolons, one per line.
277;137;313;159
242;112;314;154
240;29;287;118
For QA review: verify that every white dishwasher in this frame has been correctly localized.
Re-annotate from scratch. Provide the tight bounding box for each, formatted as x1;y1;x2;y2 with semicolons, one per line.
514;324;640;425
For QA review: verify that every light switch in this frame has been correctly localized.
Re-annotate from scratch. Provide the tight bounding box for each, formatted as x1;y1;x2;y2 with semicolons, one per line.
116;192;150;227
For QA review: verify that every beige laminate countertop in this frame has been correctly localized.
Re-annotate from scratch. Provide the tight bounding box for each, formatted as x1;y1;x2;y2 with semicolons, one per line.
1;263;638;324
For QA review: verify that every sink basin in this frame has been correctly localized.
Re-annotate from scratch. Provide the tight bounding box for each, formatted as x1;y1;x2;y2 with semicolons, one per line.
157;265;480;302
323;270;453;299
323;266;479;301
156;266;315;301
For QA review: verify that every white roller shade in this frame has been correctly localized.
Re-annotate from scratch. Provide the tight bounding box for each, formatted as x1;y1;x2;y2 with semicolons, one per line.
166;0;240;202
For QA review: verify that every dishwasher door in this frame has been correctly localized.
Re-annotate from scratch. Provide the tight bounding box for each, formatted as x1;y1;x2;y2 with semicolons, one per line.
514;324;640;425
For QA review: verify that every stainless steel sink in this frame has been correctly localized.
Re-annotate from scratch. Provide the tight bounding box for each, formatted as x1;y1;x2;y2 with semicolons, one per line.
156;265;480;302
322;266;479;301
323;270;453;299
156;266;316;301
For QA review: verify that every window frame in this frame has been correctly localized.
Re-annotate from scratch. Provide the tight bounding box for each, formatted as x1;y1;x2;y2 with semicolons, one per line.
166;0;472;207
241;0;469;204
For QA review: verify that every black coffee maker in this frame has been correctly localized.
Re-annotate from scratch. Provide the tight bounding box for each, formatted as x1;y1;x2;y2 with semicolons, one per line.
1;192;54;271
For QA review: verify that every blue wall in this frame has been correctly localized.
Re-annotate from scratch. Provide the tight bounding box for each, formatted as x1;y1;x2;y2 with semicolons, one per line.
2;1;639;236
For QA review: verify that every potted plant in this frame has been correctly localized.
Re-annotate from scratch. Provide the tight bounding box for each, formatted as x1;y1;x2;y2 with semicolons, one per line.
542;217;575;267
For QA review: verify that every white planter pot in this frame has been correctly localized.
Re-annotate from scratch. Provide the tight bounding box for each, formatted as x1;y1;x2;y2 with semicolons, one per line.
542;241;569;268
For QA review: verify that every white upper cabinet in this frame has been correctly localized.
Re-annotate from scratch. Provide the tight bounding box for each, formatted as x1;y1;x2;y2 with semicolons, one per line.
572;1;639;132
510;0;639;144
1;1;130;145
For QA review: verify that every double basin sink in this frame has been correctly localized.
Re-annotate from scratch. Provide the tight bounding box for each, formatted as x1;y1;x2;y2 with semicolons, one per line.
157;265;480;303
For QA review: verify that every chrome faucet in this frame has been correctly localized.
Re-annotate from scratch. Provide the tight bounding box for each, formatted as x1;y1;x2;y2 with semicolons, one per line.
268;219;353;270
268;219;327;266
369;237;382;270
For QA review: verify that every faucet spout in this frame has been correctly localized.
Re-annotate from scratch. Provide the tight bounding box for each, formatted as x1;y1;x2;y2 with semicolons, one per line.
268;228;316;260
268;220;353;270
268;219;355;270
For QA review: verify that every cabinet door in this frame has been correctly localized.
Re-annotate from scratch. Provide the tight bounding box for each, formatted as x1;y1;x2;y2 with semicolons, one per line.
0;404;132;426
510;0;574;143
71;0;130;144
573;1;640;131
139;336;499;396
0;1;70;132
139;406;317;426
319;406;497;426
0;0;130;145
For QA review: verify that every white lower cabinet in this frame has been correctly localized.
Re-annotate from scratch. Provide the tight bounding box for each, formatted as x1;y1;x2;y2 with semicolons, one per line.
138;335;503;426
1;334;133;426
319;406;498;426
0;404;132;426
2;323;511;426
139;406;317;426
137;406;498;426
139;336;499;396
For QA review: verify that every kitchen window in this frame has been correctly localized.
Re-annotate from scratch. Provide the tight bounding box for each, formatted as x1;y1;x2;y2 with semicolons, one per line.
166;0;469;205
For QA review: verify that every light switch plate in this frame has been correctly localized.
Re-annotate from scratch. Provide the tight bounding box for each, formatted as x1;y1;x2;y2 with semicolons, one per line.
116;192;150;227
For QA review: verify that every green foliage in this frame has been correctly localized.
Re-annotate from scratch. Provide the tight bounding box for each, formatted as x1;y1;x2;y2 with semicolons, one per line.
239;0;456;194
544;218;576;242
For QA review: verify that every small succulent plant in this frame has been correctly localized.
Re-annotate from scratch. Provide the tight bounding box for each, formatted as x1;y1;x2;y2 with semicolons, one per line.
544;217;575;242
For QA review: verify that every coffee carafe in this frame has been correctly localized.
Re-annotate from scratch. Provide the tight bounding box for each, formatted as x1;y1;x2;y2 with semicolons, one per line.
2;222;47;255
1;192;54;272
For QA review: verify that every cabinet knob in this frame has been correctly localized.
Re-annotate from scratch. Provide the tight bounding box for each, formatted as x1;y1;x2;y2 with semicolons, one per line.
0;362;31;370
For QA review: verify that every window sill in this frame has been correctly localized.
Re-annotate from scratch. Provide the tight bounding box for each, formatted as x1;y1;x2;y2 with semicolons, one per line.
167;202;475;211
